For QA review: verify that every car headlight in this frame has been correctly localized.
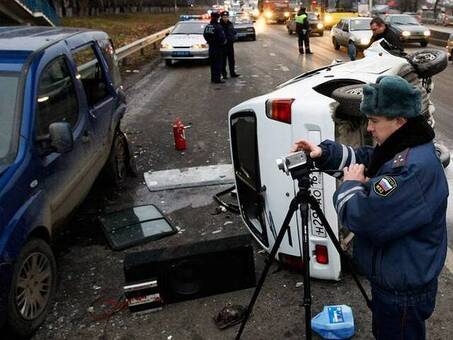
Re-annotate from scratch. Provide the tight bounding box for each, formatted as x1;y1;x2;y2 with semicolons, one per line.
360;38;370;45
192;44;208;49
402;31;411;37
264;10;273;19
317;23;323;29
424;30;431;37
324;14;332;24
161;42;172;49
284;11;290;17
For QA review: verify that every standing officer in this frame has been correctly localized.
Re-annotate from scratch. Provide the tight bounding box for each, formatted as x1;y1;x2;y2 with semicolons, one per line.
295;7;312;54
292;75;448;340
203;12;227;83
220;11;240;78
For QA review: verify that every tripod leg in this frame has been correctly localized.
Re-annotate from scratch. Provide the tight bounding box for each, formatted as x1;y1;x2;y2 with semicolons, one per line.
299;198;312;340
307;195;372;308
235;194;301;340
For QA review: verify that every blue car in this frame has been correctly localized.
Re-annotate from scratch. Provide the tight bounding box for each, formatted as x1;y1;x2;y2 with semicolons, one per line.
0;26;133;337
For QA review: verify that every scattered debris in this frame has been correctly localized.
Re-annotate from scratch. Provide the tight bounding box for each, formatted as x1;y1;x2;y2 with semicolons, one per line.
212;229;222;234
295;282;304;288
223;221;233;226
213;303;247;330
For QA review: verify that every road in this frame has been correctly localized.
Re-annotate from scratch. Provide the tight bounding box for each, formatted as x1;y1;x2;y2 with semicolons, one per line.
32;23;453;340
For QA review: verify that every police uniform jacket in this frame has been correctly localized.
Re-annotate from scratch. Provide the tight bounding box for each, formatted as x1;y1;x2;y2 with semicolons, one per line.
295;11;309;34
220;20;237;44
203;21;227;50
316;135;448;297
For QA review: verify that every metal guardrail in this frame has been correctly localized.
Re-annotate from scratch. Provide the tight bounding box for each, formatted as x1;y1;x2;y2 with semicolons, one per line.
116;26;174;61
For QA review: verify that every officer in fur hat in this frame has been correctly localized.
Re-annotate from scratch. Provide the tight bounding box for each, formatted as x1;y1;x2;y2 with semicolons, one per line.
292;75;448;340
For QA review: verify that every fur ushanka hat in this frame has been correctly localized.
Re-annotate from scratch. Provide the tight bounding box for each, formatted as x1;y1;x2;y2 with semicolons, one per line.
360;75;422;118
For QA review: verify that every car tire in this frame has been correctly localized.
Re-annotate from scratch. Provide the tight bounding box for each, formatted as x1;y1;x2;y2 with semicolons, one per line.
288;29;293;35
7;238;57;338
165;59;172;67
420;41;428;47
252;34;256;41
332;37;340;50
407;49;448;78
331;84;364;117
319;31;324;37
104;129;129;185
435;142;451;168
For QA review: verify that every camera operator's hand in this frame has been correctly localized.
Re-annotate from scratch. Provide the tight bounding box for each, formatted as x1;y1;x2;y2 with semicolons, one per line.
343;164;367;183
291;139;322;158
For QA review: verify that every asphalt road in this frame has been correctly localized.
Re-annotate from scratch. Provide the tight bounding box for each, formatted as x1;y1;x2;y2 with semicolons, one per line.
30;23;453;340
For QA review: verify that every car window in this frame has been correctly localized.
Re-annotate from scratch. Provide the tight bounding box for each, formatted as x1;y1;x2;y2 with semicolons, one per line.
350;19;372;30
37;57;78;136
72;44;110;107
98;39;122;90
391;15;418;25
0;73;20;163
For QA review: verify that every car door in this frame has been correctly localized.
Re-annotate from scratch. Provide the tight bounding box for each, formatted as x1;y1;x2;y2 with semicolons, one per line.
70;42;116;170
35;51;96;224
334;20;344;44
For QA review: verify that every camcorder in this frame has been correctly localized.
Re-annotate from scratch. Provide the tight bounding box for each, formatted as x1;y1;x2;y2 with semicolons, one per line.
276;151;314;179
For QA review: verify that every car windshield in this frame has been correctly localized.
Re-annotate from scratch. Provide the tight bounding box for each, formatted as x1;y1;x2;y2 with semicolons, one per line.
172;22;207;34
350;19;372;30
0;73;20;167
390;15;418;25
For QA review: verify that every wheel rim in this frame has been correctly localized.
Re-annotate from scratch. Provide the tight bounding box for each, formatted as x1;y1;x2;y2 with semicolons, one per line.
413;52;436;64
345;87;363;96
16;252;52;320
114;135;127;180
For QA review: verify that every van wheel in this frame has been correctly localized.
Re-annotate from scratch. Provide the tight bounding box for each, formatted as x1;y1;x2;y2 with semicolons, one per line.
331;84;364;117
407;49;448;77
104;130;129;185
8;238;57;338
332;37;340;50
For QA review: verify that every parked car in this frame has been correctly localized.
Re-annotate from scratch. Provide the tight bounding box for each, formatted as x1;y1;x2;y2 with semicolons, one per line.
232;13;256;41
383;14;431;47
0;26;134;337
286;12;324;36
160;20;210;66
331;17;373;51
448;33;453;61
228;41;448;281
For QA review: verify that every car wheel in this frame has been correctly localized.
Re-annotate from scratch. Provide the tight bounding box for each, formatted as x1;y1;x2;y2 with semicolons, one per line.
7;238;57;338
319;31;324;37
420;41;428;47
332;37;340;50
165;59;172;67
288;29;293;35
104;129;129;185
407;49;448;78
252;34;256;41
331;84;364;117
435;142;451;168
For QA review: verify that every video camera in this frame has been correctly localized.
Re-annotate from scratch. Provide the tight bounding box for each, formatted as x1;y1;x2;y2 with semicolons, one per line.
276;151;314;179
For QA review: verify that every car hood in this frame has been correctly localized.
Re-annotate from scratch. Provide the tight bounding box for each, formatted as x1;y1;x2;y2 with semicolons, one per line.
393;24;426;32
350;30;373;41
162;34;206;46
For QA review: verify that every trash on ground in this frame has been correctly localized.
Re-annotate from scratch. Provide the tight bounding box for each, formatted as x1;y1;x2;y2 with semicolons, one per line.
311;305;355;339
213;303;247;330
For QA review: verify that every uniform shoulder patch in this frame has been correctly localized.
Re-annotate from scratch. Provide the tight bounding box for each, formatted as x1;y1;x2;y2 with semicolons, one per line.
373;176;397;197
392;148;410;168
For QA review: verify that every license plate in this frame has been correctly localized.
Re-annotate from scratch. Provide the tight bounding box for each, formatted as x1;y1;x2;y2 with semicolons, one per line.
172;51;191;57
309;173;327;238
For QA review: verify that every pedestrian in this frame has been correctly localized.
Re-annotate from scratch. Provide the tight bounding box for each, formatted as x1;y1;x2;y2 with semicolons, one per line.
291;75;448;340
203;12;227;84
295;7;312;54
368;16;403;54
220;11;240;79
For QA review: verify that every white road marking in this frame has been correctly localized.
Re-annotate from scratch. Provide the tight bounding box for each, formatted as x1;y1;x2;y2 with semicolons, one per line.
445;246;453;274
269;52;276;56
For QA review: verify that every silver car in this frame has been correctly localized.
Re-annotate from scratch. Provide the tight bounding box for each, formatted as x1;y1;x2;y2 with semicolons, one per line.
331;17;373;51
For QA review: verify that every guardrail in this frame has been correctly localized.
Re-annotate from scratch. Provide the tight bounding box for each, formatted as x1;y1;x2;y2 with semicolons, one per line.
116;26;174;62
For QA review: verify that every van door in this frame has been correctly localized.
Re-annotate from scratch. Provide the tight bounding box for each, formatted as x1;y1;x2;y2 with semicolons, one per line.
36;54;95;224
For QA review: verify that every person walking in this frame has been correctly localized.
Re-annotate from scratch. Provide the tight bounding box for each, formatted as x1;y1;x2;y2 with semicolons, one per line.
203;12;227;83
220;11;240;78
292;75;448;340
295;7;312;54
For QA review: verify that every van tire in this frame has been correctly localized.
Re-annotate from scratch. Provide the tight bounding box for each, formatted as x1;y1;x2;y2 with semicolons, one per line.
104;130;129;185
7;238;57;338
407;49;448;78
331;84;364;117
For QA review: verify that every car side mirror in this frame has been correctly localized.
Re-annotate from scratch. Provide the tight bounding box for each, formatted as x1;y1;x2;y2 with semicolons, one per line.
49;122;73;154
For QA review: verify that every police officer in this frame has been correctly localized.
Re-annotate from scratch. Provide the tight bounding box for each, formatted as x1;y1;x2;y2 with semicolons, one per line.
295;7;312;54
220;11;240;78
203;12;227;83
292;75;448;340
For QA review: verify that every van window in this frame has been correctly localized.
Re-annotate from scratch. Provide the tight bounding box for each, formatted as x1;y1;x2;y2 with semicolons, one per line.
98;39;122;90
37;57;78;136
0;73;20;163
72;44;109;106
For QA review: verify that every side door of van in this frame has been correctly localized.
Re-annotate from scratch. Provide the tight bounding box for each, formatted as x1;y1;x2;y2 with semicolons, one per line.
35;46;96;224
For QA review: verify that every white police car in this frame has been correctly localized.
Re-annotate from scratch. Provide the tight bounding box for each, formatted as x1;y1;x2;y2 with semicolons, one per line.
160;20;209;66
228;41;448;280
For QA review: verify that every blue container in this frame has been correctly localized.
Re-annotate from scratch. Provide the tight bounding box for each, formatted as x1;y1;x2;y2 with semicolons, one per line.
311;305;355;339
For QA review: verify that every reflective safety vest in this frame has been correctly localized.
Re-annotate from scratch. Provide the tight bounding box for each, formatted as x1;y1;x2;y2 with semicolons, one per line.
295;13;307;24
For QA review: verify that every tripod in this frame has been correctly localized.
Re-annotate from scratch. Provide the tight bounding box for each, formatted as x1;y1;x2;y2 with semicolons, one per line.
236;167;371;340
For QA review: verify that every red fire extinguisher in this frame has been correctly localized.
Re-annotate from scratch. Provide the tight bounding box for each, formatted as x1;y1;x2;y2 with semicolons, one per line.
173;118;187;151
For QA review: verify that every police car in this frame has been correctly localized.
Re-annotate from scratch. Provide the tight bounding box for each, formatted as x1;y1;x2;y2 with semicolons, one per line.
228;41;448;280
160;19;209;66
